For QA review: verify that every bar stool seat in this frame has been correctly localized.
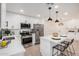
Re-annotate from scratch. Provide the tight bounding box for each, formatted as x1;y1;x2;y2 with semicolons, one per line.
61;39;74;45
53;43;69;56
61;41;69;45
61;39;75;55
53;44;66;52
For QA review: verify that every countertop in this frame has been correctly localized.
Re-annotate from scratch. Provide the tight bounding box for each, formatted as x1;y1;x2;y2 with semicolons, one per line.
40;35;66;43
0;35;25;56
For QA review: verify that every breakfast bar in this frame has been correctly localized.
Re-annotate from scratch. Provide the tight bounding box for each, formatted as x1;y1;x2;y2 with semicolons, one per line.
40;36;66;56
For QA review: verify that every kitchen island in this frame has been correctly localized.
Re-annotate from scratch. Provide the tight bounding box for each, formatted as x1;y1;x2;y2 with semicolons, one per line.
40;36;66;56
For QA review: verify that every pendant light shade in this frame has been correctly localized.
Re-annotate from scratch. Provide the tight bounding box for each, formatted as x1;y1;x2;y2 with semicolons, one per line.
48;17;52;21
48;6;52;21
55;19;59;23
48;7;52;10
55;11;59;23
47;3;54;21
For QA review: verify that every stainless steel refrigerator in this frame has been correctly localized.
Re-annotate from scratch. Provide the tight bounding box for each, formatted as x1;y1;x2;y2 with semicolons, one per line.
33;24;44;44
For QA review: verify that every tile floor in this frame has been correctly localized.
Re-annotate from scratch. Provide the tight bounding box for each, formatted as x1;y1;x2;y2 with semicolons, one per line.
24;40;79;56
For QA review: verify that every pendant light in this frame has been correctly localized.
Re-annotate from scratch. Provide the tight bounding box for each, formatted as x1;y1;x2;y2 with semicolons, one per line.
55;11;59;23
47;3;54;21
48;6;52;21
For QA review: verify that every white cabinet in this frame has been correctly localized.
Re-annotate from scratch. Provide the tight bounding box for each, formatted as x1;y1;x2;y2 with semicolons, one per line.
40;38;52;56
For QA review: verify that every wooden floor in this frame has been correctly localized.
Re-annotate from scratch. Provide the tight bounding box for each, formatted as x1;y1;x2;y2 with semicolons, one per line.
24;40;79;56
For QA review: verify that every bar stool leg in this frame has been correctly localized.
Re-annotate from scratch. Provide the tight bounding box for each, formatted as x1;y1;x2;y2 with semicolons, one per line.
52;48;59;56
52;48;54;56
69;46;72;56
71;45;76;55
66;49;70;56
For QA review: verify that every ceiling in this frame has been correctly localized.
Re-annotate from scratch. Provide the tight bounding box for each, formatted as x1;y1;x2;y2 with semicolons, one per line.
6;3;79;21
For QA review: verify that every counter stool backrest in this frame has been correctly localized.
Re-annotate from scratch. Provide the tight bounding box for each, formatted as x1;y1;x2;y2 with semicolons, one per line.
70;39;74;45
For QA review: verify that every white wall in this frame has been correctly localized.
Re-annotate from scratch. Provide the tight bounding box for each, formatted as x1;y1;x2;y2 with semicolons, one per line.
44;21;60;36
64;19;79;28
0;3;1;27
64;19;79;40
44;19;79;40
1;3;6;29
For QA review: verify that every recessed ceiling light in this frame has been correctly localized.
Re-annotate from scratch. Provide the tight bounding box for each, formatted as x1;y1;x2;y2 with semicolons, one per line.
36;14;40;17
63;12;68;16
54;5;59;9
20;9;24;12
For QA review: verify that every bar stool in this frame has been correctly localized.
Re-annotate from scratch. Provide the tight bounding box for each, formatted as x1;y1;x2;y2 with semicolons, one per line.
52;43;69;56
61;39;75;55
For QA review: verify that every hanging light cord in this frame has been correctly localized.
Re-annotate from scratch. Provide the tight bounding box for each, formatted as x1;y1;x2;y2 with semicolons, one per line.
47;3;54;21
56;11;58;20
48;7;52;18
